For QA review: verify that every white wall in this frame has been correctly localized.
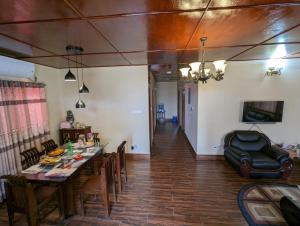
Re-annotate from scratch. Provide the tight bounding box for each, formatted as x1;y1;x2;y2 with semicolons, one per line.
184;83;198;151
56;66;150;154
156;81;177;119
197;59;300;155
35;65;64;144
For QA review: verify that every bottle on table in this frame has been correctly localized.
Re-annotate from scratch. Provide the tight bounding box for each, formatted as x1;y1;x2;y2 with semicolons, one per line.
67;141;73;157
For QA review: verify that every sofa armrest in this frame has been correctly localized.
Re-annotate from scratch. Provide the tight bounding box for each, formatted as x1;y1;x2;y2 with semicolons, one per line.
224;132;234;149
263;145;289;162
227;147;252;162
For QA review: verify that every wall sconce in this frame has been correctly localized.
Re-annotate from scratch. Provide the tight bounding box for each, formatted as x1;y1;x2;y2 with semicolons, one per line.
266;67;282;76
265;45;286;76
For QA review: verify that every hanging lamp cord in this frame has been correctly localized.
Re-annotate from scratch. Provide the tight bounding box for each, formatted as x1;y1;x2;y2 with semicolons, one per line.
75;54;81;100
67;48;70;70
201;39;205;77
80;53;84;82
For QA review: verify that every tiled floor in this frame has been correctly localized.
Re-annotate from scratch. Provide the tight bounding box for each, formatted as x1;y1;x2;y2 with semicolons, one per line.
1;122;300;225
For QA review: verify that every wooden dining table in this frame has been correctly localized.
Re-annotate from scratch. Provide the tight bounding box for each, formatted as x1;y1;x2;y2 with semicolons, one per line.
19;143;107;219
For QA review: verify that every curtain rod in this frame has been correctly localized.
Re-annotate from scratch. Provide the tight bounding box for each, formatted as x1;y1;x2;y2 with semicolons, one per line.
0;79;45;88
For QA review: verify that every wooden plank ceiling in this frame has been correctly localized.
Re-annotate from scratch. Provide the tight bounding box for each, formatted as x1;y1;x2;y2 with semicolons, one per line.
1;0;300;81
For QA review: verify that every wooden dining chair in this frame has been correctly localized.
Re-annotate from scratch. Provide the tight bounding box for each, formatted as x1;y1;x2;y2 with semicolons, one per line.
116;141;127;192
1;175;63;226
93;133;99;143
41;139;58;154
80;154;116;217
20;147;41;170
0;177;6;209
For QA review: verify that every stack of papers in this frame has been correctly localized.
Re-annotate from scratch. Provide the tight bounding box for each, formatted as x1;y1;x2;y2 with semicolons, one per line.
22;165;43;174
81;152;95;157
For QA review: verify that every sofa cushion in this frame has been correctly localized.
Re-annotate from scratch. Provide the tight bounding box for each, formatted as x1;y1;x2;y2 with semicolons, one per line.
248;152;281;170
235;131;260;142
231;137;268;152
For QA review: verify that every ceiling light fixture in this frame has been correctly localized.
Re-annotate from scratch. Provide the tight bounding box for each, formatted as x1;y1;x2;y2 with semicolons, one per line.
79;53;89;94
66;46;86;109
179;37;227;84
75;55;85;108
265;45;286;76
64;46;76;81
265;67;282;76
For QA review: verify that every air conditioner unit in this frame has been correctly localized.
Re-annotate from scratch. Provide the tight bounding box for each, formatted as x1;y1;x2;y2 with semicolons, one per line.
0;55;35;81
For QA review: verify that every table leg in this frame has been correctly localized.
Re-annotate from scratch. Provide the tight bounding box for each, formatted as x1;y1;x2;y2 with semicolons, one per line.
62;178;75;218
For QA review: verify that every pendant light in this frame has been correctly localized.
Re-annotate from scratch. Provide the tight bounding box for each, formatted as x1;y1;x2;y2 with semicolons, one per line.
79;53;89;94
75;55;86;108
64;46;76;81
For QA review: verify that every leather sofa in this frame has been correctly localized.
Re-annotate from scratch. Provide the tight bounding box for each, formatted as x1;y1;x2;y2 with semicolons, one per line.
280;196;300;226
224;130;293;178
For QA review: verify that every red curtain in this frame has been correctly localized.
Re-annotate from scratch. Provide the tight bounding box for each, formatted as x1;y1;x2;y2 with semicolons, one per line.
0;80;50;201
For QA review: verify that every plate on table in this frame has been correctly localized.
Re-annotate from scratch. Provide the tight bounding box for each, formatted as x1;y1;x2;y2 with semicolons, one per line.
73;149;83;154
40;156;61;166
48;148;65;157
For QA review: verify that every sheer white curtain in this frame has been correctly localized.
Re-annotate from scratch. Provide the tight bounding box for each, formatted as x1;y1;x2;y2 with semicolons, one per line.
0;80;50;202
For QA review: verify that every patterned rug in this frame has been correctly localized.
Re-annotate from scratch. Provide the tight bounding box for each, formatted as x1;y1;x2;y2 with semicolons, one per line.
238;183;300;226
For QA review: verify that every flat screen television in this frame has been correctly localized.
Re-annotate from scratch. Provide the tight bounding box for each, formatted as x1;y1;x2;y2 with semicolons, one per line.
242;101;284;123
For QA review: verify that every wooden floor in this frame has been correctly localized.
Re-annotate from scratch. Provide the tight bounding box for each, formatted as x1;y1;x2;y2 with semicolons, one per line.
1;122;300;225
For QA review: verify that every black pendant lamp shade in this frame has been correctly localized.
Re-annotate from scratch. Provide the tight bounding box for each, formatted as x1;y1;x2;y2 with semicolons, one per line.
65;46;76;82
79;82;89;94
75;99;86;108
64;69;76;81
65;45;87;108
79;53;89;94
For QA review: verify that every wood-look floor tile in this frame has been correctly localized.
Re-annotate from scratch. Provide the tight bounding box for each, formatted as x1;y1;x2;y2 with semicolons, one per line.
1;122;300;225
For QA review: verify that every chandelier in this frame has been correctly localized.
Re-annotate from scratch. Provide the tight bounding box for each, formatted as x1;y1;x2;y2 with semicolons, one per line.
179;37;227;84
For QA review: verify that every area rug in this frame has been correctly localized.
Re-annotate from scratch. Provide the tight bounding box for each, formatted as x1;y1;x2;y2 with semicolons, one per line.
238;183;300;226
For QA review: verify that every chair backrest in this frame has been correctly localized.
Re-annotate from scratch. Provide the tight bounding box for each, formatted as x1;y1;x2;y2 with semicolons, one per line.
117;141;126;170
228;130;271;152
107;154;116;187
99;155;115;188
41;139;58;154
1;175;37;212
20;147;41;170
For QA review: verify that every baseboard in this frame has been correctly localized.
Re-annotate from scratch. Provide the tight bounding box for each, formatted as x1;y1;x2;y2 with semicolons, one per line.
196;155;224;161
180;129;197;158
126;153;150;161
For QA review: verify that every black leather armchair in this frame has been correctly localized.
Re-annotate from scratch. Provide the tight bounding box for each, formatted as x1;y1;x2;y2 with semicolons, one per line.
224;130;293;178
280;196;300;226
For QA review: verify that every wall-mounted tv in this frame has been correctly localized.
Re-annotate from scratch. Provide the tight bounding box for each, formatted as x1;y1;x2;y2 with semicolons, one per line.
242;101;284;123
